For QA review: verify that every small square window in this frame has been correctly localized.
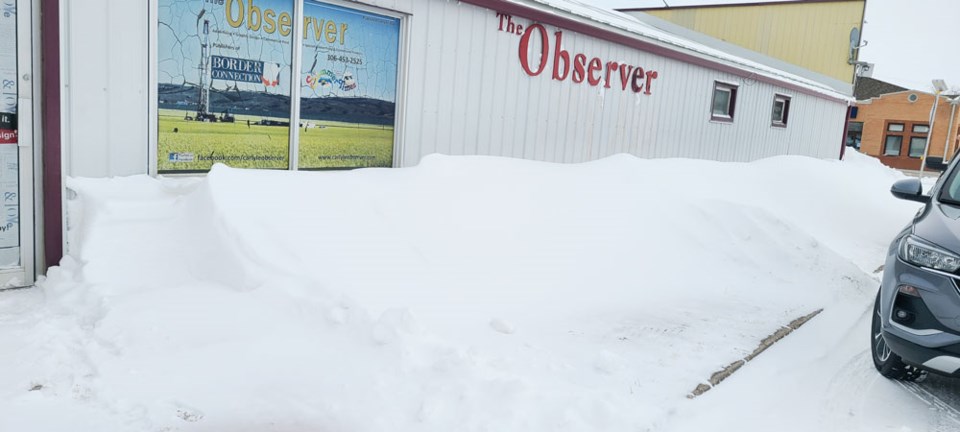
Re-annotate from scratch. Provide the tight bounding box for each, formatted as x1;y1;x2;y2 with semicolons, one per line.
772;94;791;127
711;82;738;122
913;124;930;134
884;135;903;156
909;137;927;158
888;123;905;132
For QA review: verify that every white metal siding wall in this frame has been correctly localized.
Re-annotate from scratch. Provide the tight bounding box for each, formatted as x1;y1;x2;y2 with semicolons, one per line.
390;0;847;166
59;0;846;177
61;0;149;177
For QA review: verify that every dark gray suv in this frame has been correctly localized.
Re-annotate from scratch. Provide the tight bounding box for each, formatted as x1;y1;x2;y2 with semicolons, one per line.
873;157;960;381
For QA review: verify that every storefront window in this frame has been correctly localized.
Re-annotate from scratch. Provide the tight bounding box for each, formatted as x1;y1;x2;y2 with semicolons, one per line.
156;0;401;173
297;1;400;169
158;0;297;173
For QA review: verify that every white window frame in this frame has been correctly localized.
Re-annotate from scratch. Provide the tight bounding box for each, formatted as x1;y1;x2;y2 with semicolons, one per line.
772;94;791;127
710;81;738;123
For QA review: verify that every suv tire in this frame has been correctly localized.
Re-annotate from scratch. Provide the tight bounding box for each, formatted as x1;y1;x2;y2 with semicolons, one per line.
871;290;926;381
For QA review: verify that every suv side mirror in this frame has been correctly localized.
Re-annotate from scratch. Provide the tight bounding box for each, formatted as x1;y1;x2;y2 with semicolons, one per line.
926;157;948;172
891;178;929;203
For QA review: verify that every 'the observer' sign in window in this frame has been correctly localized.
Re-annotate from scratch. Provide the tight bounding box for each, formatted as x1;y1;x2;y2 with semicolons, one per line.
157;0;401;173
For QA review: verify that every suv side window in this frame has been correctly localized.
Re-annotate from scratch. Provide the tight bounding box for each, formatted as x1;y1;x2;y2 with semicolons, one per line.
939;161;960;202
933;157;960;202
933;171;949;196
949;180;960;201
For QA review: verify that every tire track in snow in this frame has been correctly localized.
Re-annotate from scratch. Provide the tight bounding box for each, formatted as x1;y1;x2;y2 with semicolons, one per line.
870;270;960;430
819;302;960;432
898;378;960;432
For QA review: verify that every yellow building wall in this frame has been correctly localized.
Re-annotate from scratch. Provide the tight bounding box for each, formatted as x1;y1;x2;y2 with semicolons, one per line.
643;0;865;83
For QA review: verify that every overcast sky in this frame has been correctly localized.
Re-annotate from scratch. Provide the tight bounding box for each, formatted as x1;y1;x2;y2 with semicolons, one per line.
587;0;960;92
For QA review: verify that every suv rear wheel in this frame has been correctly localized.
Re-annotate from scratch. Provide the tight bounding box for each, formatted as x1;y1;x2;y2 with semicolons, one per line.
871;290;926;381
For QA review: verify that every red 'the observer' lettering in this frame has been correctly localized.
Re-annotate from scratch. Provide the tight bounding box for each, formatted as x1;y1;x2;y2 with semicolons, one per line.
498;13;659;95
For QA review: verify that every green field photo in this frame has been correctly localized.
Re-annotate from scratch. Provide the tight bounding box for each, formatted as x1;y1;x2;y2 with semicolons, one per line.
158;109;394;173
297;120;394;170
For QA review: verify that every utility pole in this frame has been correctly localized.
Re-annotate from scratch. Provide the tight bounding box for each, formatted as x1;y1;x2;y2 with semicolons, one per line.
944;96;959;161
919;79;949;179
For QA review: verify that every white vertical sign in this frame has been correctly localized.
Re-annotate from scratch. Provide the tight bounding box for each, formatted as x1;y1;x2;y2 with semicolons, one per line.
0;1;20;267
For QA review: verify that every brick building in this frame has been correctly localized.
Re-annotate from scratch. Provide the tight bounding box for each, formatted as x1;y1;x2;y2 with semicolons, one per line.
851;77;960;170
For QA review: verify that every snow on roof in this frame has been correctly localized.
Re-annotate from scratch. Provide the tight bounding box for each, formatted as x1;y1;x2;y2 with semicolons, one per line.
514;0;852;101
601;0;815;10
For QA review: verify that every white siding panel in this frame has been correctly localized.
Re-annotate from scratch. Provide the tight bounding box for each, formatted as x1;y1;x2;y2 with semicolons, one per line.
107;0;149;174
474;12;496;158
65;0;109;177
462;11;485;157
63;0;148;177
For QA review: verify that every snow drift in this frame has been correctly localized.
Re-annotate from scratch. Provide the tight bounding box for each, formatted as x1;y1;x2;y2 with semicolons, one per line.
0;151;922;431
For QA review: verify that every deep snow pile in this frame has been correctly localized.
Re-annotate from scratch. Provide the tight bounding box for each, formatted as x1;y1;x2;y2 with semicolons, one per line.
0;151;921;431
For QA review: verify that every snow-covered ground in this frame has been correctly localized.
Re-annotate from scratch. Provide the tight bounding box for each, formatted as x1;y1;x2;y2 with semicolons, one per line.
0;151;949;431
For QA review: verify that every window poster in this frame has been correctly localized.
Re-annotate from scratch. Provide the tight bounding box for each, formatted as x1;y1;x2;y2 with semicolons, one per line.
0;1;20;267
297;1;400;169
158;0;295;172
